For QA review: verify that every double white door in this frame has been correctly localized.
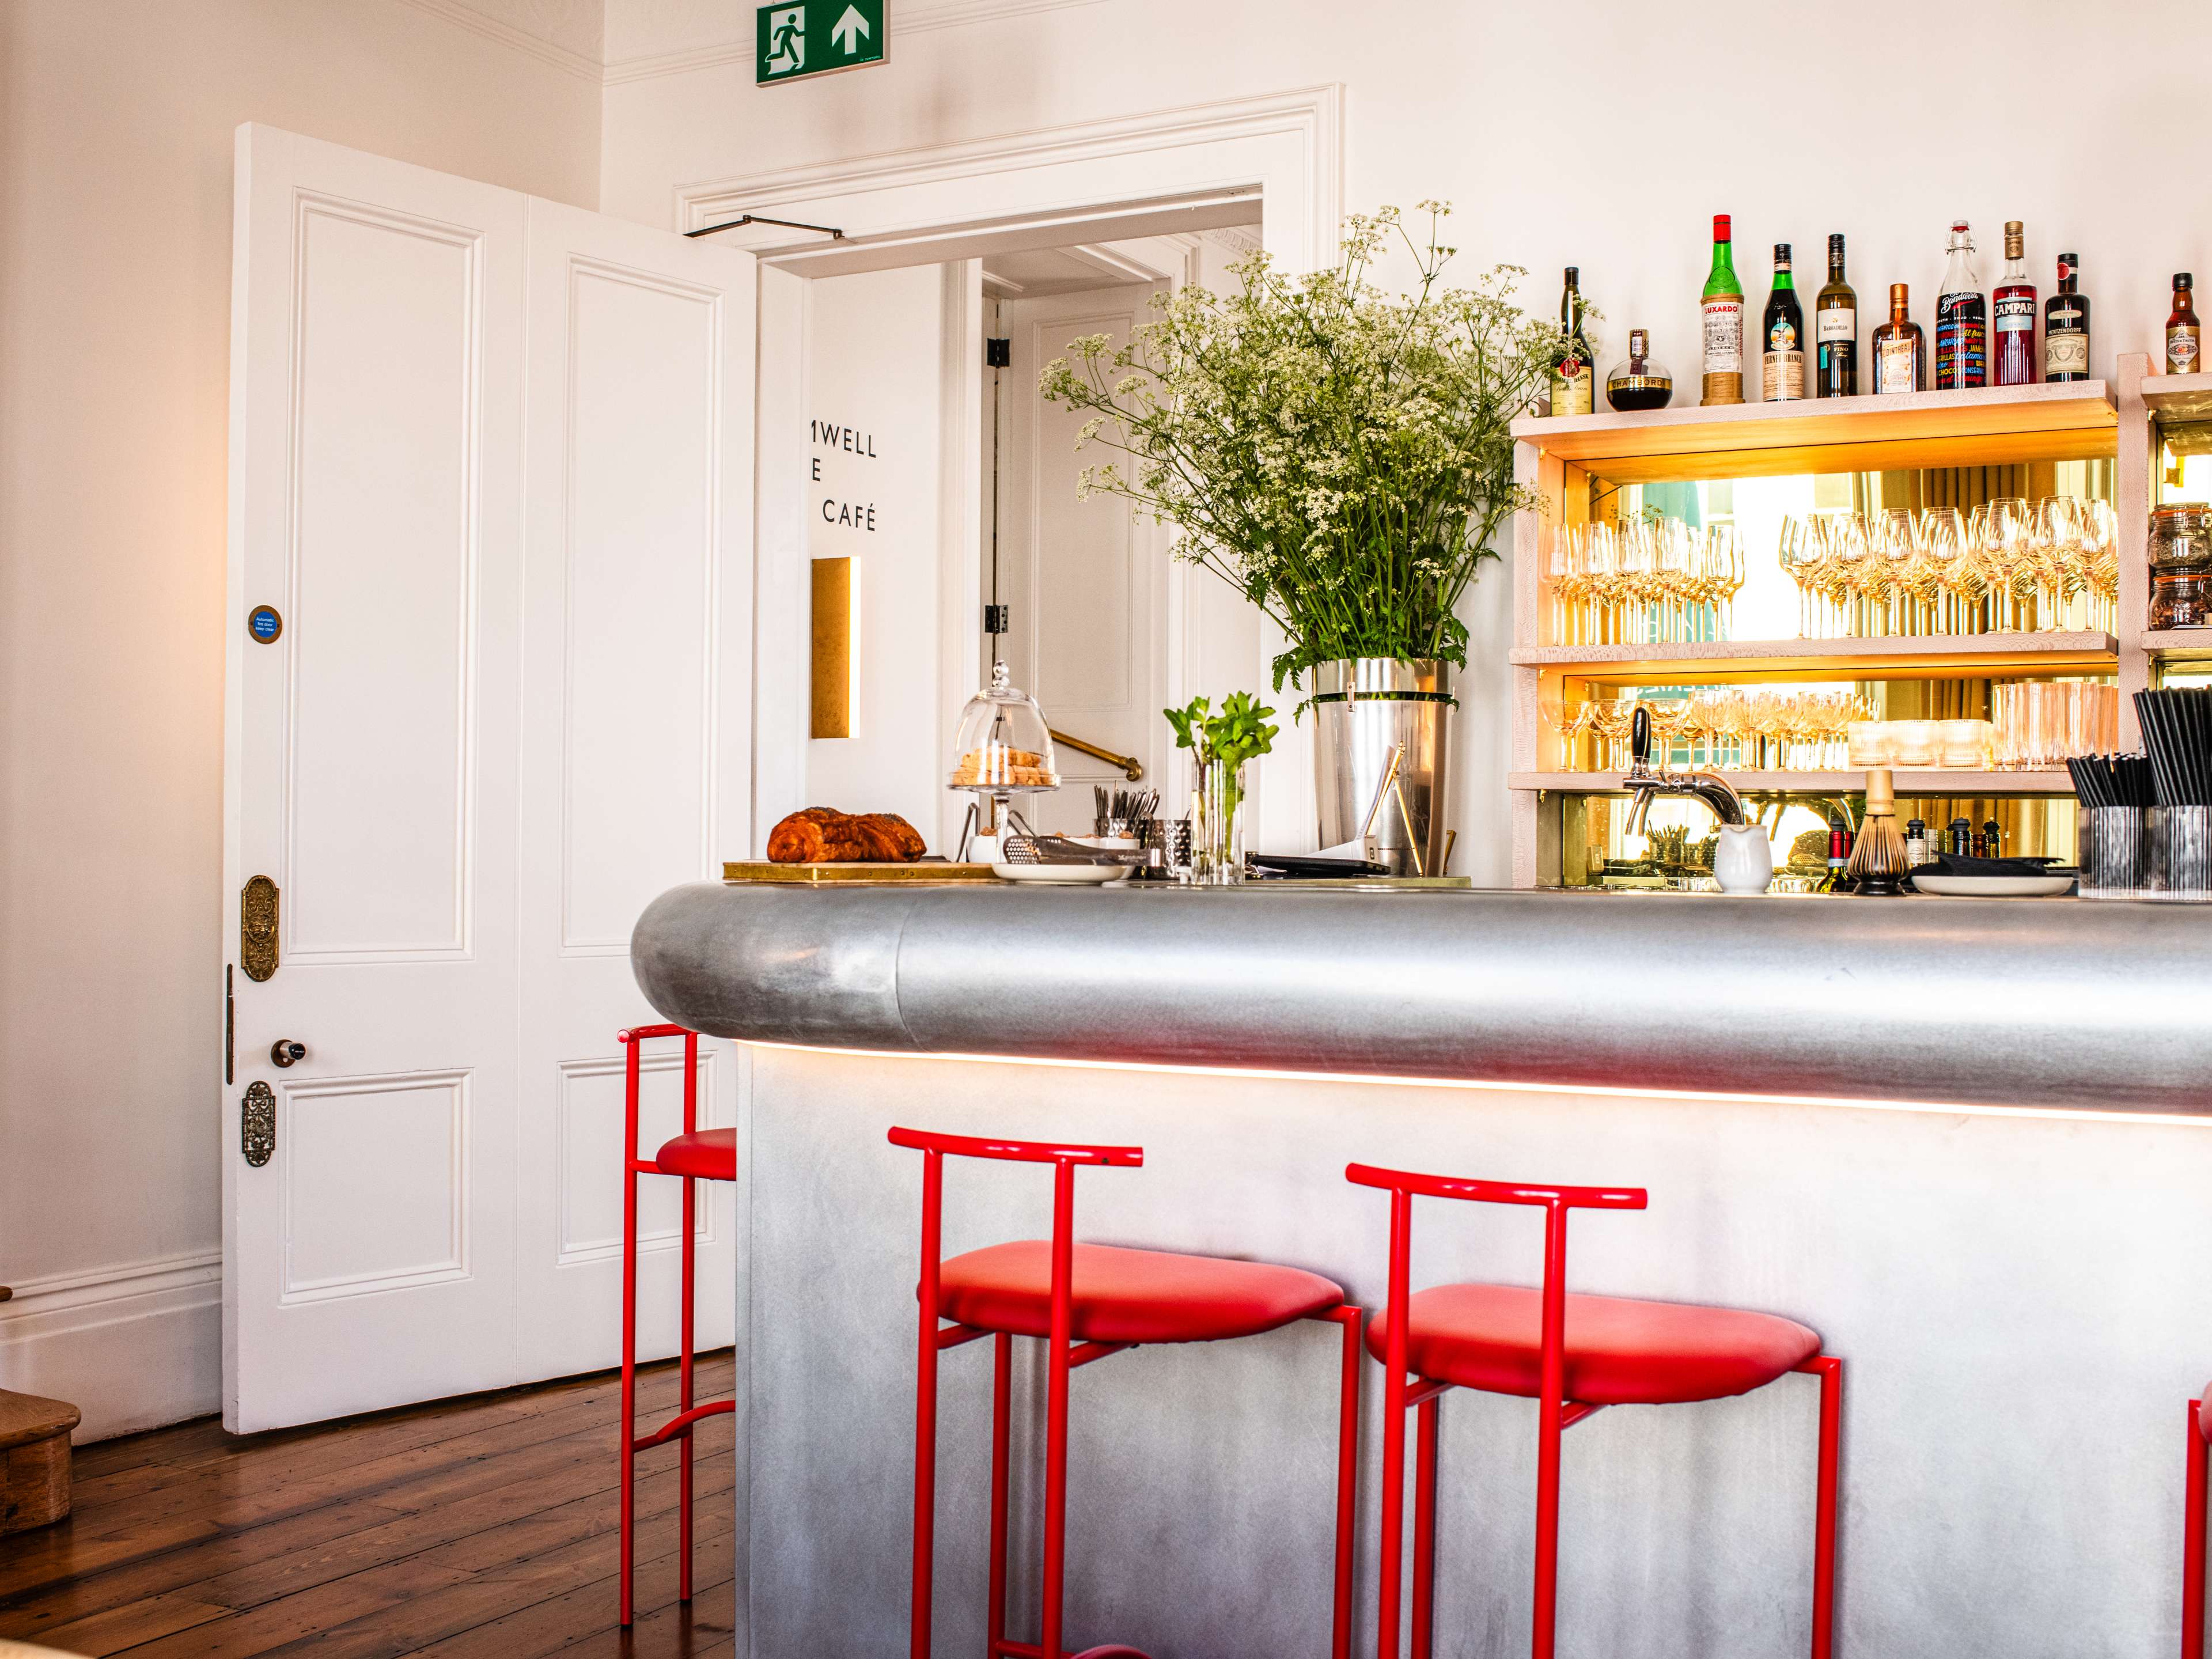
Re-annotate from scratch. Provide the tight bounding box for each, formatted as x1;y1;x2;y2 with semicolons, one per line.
223;126;755;1432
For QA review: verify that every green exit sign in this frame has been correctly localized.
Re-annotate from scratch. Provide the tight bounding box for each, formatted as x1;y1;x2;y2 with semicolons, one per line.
757;0;885;84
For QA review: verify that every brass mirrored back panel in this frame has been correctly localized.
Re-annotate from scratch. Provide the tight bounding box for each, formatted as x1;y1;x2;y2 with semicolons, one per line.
240;875;278;982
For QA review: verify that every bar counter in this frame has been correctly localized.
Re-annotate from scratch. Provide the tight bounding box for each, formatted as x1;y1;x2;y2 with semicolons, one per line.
633;881;2212;1656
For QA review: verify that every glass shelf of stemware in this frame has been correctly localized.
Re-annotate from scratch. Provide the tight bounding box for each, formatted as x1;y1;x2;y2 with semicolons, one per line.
1510;632;2118;685
1506;768;2076;795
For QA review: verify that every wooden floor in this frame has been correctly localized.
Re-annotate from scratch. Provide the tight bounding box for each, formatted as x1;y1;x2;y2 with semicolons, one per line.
0;1355;737;1658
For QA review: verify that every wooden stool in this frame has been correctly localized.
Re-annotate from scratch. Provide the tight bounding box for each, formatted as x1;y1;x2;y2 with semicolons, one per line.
0;1389;81;1536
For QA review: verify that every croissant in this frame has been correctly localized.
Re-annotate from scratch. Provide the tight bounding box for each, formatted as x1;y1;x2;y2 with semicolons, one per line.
767;808;926;863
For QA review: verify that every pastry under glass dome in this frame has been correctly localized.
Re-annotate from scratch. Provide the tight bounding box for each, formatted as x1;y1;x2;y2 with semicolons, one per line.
948;661;1060;792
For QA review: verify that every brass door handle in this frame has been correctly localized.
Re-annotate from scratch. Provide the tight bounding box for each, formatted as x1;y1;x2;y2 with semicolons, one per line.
270;1040;306;1068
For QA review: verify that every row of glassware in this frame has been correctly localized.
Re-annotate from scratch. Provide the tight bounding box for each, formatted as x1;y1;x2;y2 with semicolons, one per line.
1779;497;2118;638
1544;681;2118;773
1545;495;2119;647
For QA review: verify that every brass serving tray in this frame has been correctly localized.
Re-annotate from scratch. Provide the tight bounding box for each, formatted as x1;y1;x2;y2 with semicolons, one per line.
723;861;999;885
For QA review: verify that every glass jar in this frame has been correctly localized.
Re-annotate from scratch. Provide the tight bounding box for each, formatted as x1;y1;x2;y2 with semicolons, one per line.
1190;757;1245;885
2150;505;2212;630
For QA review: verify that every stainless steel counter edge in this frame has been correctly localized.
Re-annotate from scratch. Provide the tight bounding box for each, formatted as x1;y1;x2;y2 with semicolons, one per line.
630;883;2212;1114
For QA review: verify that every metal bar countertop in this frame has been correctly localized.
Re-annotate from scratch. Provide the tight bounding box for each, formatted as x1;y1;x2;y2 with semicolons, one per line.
630;882;2212;1115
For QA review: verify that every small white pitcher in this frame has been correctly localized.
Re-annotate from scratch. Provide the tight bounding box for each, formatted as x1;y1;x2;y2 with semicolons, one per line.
1713;824;1774;895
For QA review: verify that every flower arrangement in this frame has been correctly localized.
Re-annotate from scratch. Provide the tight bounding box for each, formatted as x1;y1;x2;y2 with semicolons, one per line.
1040;203;1564;698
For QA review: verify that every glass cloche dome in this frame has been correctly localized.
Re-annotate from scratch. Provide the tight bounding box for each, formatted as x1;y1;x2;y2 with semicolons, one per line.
949;660;1060;793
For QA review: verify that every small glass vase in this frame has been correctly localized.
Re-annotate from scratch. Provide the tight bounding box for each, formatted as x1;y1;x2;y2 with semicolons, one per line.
1191;757;1245;885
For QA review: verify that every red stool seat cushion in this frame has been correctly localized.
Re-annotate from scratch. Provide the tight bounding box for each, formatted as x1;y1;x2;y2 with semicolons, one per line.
937;1241;1341;1345
1369;1282;1820;1406
2199;1388;2212;1444
652;1128;736;1182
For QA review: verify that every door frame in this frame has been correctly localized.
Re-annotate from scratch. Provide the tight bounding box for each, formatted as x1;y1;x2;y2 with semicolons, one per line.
676;84;1343;860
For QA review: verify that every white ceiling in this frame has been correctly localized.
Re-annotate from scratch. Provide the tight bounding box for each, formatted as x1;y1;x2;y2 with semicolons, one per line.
980;225;1261;298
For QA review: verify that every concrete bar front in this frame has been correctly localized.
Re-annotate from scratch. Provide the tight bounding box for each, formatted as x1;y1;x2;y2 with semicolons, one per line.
634;882;2212;1657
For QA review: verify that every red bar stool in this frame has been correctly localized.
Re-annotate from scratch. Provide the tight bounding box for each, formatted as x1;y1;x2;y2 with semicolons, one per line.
1347;1162;1842;1659
891;1126;1364;1659
2184;1388;2210;1659
617;1024;737;1627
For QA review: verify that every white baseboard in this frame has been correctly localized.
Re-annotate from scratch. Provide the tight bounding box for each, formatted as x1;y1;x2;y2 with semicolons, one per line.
0;1251;222;1441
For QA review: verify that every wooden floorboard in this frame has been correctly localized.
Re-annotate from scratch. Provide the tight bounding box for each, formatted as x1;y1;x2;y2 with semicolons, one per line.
0;1354;737;1658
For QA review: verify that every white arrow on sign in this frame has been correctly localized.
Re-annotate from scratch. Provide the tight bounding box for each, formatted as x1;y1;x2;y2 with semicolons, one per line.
830;4;868;54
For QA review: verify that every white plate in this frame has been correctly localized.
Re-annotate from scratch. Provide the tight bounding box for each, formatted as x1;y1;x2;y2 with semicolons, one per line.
1912;873;2075;898
991;862;1129;885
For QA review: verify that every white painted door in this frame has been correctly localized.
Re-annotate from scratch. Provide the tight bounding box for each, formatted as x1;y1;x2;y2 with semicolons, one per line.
223;126;753;1433
996;285;1170;835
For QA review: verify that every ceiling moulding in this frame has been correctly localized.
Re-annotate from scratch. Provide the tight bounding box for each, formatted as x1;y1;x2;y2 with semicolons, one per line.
603;0;1107;85
394;0;605;81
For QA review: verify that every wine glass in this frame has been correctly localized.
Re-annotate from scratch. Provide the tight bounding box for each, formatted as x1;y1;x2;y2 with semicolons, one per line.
1979;497;2035;631
1548;523;1581;644
1868;509;1919;636
1705;523;1743;640
1777;517;1815;638
1919;506;1974;634
2033;497;2085;632
2081;498;2118;631
1582;522;1622;644
1820;514;1870;638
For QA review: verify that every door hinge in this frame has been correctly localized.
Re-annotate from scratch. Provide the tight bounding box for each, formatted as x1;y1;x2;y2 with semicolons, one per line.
242;1080;275;1167
241;875;279;982
985;338;1011;368
983;603;1009;635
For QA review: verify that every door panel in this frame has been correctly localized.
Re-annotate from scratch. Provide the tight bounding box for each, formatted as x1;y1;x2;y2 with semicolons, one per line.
515;200;753;1381
287;200;479;958
225;128;755;1431
998;285;1168;835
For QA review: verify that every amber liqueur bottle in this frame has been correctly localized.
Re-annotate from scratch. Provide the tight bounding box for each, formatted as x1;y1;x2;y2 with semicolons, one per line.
2169;274;2202;376
1870;283;1927;393
2044;254;2091;382
1815;233;1857;396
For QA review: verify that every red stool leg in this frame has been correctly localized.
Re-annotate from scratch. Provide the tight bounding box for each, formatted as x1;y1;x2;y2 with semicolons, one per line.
679;1170;696;1603
1040;1160;1078;1659
1529;1205;1572;1659
910;1151;945;1659
618;1043;642;1628
1798;1355;1842;1659
1377;1188;1414;1659
1410;1394;1440;1659
2187;1397;2207;1659
989;1332;1013;1656
1328;1308;1362;1659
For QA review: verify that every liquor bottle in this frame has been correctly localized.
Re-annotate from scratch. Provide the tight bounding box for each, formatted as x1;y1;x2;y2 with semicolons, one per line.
1820;816;1853;893
1992;221;2037;387
1605;328;1675;410
2044;254;2091;382
2169;274;2202;376
1870;283;1927;394
1548;267;1595;416
1701;214;1744;406
1815;233;1857;397
1762;244;1806;401
1934;220;1987;389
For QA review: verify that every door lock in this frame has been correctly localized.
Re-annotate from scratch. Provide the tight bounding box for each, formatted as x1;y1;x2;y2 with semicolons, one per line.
270;1040;306;1068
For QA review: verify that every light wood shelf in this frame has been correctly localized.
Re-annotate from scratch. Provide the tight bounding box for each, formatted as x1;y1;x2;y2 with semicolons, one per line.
1509;770;2076;796
1511;380;2116;483
1513;632;2118;684
2141;371;2212;426
2141;629;2212;662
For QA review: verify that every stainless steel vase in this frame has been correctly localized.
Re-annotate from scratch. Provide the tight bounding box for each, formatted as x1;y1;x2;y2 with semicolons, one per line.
1312;658;1453;877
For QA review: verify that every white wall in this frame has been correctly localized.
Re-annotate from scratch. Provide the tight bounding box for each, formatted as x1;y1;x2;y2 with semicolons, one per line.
600;0;2203;881
0;0;601;1438
801;265;955;847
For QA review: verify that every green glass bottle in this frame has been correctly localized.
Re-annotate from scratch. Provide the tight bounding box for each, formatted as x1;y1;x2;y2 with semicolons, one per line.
1702;213;1744;406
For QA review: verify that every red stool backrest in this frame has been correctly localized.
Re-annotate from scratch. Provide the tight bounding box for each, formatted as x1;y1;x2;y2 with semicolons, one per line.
1344;1163;1647;1421
618;1024;698;1168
